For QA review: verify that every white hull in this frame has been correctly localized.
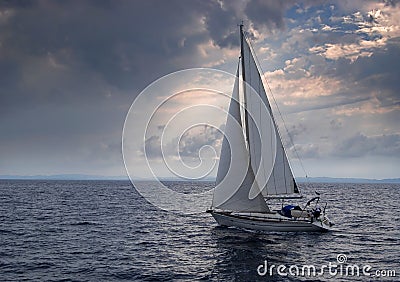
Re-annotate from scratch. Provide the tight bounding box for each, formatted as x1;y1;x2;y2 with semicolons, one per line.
210;211;332;232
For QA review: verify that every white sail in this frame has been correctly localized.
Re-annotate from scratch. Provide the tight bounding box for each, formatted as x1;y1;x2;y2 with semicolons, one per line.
213;66;270;212
242;35;299;196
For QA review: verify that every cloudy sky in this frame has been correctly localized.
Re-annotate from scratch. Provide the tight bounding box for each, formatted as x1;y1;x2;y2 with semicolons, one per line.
1;0;399;179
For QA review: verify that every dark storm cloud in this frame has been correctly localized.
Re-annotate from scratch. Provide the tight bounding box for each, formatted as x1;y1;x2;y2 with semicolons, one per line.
205;2;240;48
0;0;298;110
1;0;208;104
245;0;293;30
0;2;297;111
204;0;312;47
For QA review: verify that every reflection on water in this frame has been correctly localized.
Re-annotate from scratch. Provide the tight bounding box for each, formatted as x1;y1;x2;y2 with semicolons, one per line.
209;226;332;281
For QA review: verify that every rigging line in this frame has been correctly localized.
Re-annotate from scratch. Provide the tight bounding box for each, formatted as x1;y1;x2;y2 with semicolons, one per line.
243;31;309;188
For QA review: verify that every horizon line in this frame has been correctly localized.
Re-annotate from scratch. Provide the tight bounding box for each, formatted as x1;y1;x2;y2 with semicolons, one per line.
0;174;399;183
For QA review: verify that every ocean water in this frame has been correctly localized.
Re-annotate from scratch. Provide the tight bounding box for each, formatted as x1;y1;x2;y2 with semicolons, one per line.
0;180;399;281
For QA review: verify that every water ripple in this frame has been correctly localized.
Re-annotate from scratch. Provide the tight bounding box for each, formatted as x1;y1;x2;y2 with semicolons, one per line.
0;180;399;281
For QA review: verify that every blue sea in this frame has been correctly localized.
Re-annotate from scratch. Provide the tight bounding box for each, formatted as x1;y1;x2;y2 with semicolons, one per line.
0;180;399;281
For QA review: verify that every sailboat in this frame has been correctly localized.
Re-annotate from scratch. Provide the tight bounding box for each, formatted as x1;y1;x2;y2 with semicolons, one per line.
207;25;334;232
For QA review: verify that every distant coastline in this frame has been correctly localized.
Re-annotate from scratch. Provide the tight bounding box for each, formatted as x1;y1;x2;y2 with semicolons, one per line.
295;177;400;184
0;174;129;181
0;174;399;184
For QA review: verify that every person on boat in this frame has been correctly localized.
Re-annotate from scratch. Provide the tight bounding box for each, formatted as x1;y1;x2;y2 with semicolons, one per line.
313;204;321;218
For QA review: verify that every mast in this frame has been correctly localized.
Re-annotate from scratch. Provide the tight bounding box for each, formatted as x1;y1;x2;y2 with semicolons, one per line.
239;24;251;148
